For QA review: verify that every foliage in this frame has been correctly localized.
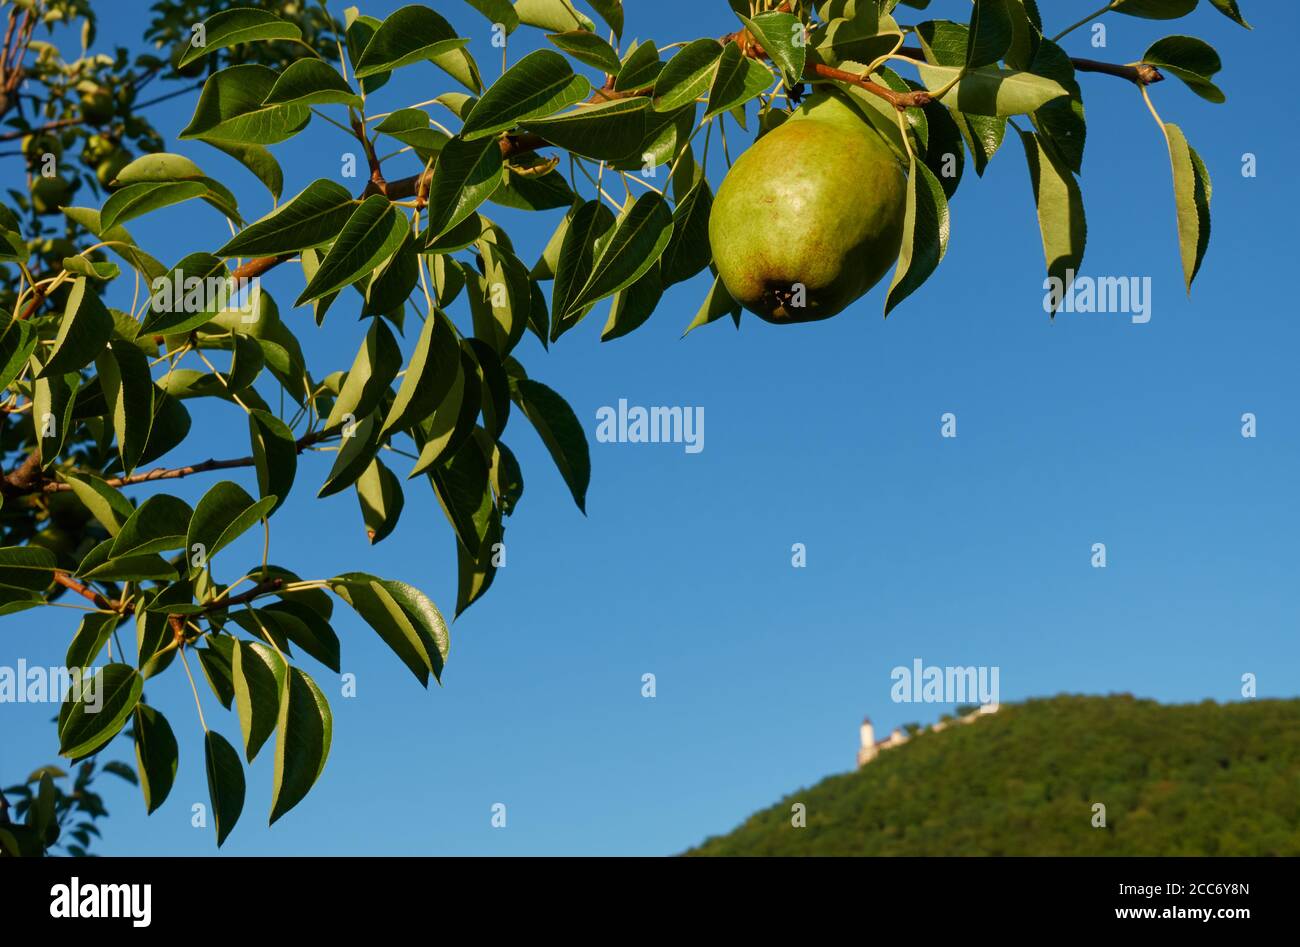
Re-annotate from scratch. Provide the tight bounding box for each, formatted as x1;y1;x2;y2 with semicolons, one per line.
687;695;1300;856
0;758;130;855
0;0;1250;848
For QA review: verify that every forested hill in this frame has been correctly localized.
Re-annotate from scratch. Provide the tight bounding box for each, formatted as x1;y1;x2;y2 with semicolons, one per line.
687;695;1300;856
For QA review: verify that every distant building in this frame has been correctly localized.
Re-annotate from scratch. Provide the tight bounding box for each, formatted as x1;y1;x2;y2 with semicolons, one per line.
856;704;999;769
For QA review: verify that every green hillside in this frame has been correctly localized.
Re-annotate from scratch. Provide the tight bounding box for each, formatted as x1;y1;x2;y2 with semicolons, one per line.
688;695;1300;856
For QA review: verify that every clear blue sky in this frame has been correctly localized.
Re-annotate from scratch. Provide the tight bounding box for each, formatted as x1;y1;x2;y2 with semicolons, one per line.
4;0;1297;855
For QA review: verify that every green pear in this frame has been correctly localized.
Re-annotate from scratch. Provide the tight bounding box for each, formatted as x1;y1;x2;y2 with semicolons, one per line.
708;89;908;323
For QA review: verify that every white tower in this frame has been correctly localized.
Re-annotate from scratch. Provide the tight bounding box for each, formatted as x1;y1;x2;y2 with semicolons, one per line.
857;717;877;768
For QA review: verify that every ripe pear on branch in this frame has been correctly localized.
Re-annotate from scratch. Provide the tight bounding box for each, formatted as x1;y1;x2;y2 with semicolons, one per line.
709;89;907;323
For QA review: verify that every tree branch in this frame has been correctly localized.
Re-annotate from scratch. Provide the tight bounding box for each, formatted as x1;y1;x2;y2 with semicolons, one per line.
40;425;338;494
52;571;117;611
893;46;1162;87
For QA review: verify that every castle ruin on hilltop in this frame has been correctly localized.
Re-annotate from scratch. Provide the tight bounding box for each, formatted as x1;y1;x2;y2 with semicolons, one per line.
857;703;999;769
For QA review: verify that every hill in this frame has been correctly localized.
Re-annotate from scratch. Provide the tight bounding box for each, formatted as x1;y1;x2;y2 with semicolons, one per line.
687;695;1300;856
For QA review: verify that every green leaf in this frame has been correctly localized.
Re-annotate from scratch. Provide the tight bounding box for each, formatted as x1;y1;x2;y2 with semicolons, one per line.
915;61;1068;116
1162;122;1212;292
329;574;449;684
1028;38;1086;175
563;192;674;323
584;0;625;38
429;437;494;553
60;207;167;283
914;21;1007;172
232;639;286;763
547;30;622;73
58;665;142;761
510;378;589;512
424;137;505;242
514;0;595;32
100;182;210;231
248;409;298;512
0;546;57;592
202;139;284;202
602;262;662;341
260;601;341;673
262;58;363;109
966;0;1014;69
1019;130;1086;312
67;612;119;669
1142;35;1225;103
0;320;37;393
357;458;405;544
660;180;714;287
180;64;310;145
461;49;589;140
326;318;402;428
96;340;155;474
653;39;723;112
217;179;355;257
616;39;663;91
186;481;277;575
381;309;461;434
204;730;245;846
294;196;409;306
407;359;469;477
463;0;520;32
318;412;382;498
38;277;113;378
519;97;650;161
737;12;804;87
469;242;531;356
1207;0;1251;28
705;42;772;120
197;635;237;709
885;157;950;316
133;705;178;815
33;368;79;468
112;494;193;558
354;5;465;78
682;271;740;335
551;199;615;338
269;668;332;825
62;476;130;540
1112;0;1199;19
178;8;302;67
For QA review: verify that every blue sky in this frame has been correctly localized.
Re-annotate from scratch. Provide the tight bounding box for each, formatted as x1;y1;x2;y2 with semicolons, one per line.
3;0;1297;855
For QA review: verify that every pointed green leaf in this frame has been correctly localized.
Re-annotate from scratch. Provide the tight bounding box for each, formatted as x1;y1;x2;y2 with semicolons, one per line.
180;64;310;145
294;196;409;306
381;308;460;434
356;456;405;544
58;665;142;760
218;180;353;257
510;378;589;512
262;58;363;108
133;705;178;815
564;192;673;322
461;49;589;140
178;8;302;67
353;5;465;78
653;39;723;112
329;573;448;684
1019;130;1086;312
546;30;623;73
326;319;402;428
519;97;650;161
885;157;950;315
186;481;277;574
231;639;286;763
112;494;193;558
269;667;332;824
38;278;113;378
0;546;57;591
204;730;245;846
706;42;773;119
737;12;804;87
248;409;298;512
1162;122;1212;292
66;611;118;669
